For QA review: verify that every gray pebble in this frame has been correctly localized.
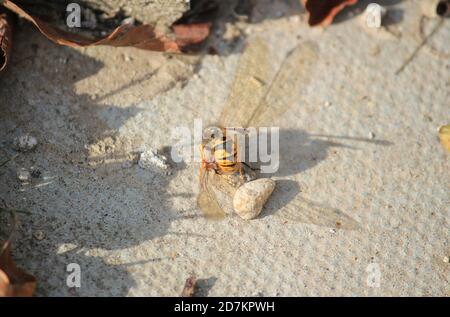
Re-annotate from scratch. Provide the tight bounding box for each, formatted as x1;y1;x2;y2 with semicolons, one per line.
14;134;38;152
18;168;31;183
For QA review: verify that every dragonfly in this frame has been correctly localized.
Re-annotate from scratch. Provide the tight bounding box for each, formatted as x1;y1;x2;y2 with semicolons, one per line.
197;37;319;219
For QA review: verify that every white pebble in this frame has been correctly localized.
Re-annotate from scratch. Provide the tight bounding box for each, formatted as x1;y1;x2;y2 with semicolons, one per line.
14;134;38;152
443;256;449;263
138;148;171;174
233;178;275;220
17;168;31;183
123;53;132;62
362;3;386;29
33;230;45;241
121;17;136;26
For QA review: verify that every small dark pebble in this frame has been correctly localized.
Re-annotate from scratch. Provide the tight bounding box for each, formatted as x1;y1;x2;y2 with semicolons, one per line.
30;168;41;178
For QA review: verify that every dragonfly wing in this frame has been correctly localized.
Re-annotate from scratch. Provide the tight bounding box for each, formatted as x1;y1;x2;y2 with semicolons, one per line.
197;170;226;219
248;41;319;127
277;196;360;230
218;37;271;128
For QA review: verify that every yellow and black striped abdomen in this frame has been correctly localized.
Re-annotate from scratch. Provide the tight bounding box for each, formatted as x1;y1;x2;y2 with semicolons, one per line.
211;138;239;173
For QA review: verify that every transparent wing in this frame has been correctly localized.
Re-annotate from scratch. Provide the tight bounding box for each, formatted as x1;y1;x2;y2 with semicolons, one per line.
247;41;319;127
218;37;271;128
197;168;226;219
276;196;360;230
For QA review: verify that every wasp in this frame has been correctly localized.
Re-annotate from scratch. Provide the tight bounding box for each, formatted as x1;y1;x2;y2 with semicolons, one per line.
197;37;319;219
201;128;241;176
197;127;246;219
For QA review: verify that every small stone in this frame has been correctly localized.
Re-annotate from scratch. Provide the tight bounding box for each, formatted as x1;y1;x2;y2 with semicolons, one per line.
138;148;171;174
121;17;136;26
14;134;38;152
17;168;31;183
30;167;41;178
362;3;386;29
33;230;45;241
123;53;132;62
369;132;376;139
443;256;449;263
98;12;110;22
233;178;276;220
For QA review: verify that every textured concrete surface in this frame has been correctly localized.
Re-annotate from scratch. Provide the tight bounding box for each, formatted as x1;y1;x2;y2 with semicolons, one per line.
0;0;449;296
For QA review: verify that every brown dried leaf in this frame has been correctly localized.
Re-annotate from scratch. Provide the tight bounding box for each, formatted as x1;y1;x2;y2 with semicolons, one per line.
0;7;13;71
0;242;36;297
302;0;359;26
181;275;197;297
0;209;36;297
2;0;210;53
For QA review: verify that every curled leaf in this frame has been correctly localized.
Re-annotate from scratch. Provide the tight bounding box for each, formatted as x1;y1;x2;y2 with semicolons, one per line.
181;275;197;297
0;6;13;71
302;0;359;26
2;0;210;53
438;125;450;152
0;210;35;297
0;243;36;297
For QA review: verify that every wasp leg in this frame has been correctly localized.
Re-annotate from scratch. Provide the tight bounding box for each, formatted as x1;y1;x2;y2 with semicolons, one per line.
240;163;258;182
242;162;260;171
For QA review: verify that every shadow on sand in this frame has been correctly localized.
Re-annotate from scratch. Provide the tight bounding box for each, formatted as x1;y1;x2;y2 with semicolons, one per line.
0;4;396;295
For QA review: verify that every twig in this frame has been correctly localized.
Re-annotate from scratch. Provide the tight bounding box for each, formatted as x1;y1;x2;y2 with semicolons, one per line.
0;207;32;215
419;15;450;59
0;153;18;168
0;208;19;257
0;198;32;256
396;18;444;75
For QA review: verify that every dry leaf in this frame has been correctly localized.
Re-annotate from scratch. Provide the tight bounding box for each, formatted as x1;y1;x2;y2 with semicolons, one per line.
303;0;359;26
181;275;197;297
438;125;450;152
0;7;13;71
2;0;210;53
0;242;36;297
0;209;36;297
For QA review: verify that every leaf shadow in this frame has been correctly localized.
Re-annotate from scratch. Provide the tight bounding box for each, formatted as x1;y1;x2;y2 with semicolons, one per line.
0;24;205;296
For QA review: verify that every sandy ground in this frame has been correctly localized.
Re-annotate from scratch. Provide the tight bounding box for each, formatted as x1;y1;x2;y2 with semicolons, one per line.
0;0;449;296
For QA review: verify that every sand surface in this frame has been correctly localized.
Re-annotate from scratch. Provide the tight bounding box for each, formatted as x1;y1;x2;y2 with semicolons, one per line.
0;0;448;296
